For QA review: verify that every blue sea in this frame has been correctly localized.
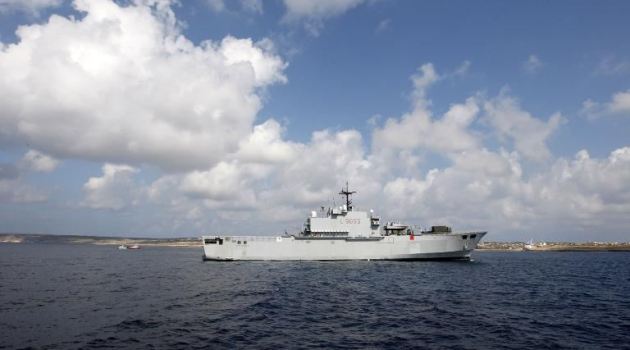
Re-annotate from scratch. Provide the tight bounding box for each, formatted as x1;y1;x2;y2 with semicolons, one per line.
1;243;629;349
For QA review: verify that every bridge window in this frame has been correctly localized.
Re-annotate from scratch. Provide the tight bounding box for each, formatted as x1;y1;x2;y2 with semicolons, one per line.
470;234;477;239
462;235;468;239
205;238;224;245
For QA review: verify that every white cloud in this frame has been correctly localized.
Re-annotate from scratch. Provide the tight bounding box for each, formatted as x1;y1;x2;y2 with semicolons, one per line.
19;149;59;172
205;0;263;14
451;60;471;77
0;163;19;180
235;119;298;164
580;99;599;119
523;54;543;74
180;161;264;203
382;146;630;239
372;64;480;158
0;158;48;203
220;37;287;86
373;96;480;155
525;148;630;229
82;163;141;210
483;92;563;162
2;17;628;244
257;129;375;209
0;0;287;171
85;60;629;240
147;126;376;228
608;90;630;114
283;0;363;20
375;18;390;33
382;149;525;228
205;0;225;12
0;178;47;203
410;63;439;104
240;0;263;14
282;0;365;36
581;89;630;118
0;0;63;14
595;56;630;76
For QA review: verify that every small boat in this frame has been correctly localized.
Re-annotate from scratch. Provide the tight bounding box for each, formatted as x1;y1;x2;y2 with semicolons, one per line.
118;244;140;250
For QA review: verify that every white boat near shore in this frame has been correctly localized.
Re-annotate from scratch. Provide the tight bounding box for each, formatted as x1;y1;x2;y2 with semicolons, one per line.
202;184;486;261
118;244;140;250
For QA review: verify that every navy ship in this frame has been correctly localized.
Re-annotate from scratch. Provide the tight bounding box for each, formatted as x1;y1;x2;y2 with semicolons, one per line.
202;184;486;261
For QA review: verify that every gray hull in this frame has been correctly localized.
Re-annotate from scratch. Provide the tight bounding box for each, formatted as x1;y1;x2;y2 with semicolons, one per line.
202;232;486;261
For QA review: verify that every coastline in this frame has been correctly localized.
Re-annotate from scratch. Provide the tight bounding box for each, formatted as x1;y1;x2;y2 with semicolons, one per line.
2;233;629;251
0;233;200;248
478;242;630;252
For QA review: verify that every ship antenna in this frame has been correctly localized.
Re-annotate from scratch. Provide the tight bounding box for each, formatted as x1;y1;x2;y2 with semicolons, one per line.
339;181;357;211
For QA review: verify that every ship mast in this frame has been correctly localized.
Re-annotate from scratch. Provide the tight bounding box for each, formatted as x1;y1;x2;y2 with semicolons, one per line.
339;181;357;211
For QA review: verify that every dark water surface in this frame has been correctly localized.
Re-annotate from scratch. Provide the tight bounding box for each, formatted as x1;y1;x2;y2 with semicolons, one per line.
1;244;629;349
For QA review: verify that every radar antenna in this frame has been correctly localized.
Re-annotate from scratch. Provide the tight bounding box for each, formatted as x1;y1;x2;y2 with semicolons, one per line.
339;181;357;211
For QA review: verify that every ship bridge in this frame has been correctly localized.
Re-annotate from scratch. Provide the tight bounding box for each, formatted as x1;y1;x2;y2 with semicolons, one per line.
304;183;380;238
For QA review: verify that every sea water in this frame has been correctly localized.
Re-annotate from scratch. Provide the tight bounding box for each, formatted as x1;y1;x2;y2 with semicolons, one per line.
1;243;629;349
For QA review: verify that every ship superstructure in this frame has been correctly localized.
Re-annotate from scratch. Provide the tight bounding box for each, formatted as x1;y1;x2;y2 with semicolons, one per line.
202;183;486;261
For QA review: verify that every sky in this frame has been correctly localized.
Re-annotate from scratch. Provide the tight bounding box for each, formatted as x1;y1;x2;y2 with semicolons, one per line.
1;0;629;241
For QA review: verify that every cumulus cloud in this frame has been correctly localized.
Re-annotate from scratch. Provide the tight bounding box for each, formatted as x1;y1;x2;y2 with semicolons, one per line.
205;0;225;12
451;60;471;77
19;150;59;172
375;18;390;33
145;126;376;229
82;163;141;210
205;0;263;14
595;56;630;76
283;0;364;20
0;154;50;203
256;129;375;209
0;0;287;171
581;89;630;119
0;178;47;203
2;5;628;244
373;96;480;155
180;161;265;203
0;163;19;180
240;0;263;14
382;146;630;239
523;54;543;74
523;148;630;234
372;64;480;165
0;0;63;14
608;90;630;114
410;63;439;103
483;93;564;162
282;0;365;35
383;148;525;228
235;119;299;164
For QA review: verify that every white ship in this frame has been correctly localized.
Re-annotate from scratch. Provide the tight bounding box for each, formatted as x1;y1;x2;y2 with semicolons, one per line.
202;184;486;261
